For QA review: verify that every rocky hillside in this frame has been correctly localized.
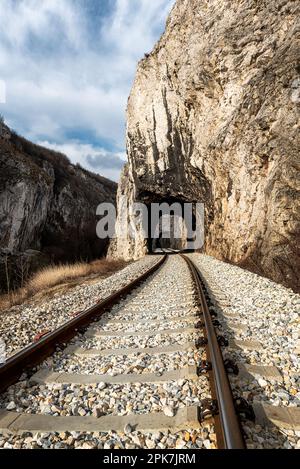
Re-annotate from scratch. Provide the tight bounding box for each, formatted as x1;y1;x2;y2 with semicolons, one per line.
110;0;300;291
0;122;117;292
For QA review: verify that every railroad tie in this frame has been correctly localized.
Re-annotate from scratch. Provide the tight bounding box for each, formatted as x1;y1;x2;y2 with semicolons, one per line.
253;403;300;431
30;365;198;385
229;339;263;351
0;406;201;434
237;364;283;383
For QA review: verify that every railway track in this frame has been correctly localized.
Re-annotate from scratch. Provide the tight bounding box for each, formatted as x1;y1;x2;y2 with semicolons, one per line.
0;254;245;450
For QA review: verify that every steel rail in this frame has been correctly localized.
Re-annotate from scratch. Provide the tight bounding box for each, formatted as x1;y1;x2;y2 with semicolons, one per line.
0;254;167;393
181;254;245;449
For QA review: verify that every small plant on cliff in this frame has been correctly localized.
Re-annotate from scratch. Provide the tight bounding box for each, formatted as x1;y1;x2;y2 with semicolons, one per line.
0;114;4;124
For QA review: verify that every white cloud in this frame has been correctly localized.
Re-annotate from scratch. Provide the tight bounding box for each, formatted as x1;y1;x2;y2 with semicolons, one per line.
0;0;174;180
37;140;126;182
0;80;6;104
0;0;83;49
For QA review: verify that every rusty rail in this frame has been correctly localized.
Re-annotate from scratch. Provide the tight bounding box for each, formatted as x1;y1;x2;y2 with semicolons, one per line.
181;254;245;449
0;255;167;393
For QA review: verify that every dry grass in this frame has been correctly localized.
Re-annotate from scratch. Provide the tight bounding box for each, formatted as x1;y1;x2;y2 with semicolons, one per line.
0;258;128;310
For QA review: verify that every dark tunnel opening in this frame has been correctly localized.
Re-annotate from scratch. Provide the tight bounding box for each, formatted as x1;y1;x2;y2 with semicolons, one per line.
145;198;198;255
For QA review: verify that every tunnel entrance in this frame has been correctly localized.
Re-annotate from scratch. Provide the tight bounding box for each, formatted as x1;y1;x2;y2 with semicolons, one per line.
146;198;198;254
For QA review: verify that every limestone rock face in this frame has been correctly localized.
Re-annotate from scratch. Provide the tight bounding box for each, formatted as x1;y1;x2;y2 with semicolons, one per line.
110;0;300;291
0;124;117;291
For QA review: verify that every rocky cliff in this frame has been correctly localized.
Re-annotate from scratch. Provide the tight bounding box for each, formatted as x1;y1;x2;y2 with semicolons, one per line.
0;122;117;291
110;0;300;291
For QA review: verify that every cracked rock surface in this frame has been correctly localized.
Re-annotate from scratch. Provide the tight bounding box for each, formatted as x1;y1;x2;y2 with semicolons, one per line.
110;0;300;292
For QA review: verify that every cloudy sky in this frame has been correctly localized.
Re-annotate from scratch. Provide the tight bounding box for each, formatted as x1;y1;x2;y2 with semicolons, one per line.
0;0;174;181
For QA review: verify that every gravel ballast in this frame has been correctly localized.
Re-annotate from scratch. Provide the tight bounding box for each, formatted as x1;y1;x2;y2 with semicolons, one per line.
0;255;217;449
189;253;300;449
0;377;210;417
78;331;200;351
1;253;298;449
0;256;159;358
45;349;204;376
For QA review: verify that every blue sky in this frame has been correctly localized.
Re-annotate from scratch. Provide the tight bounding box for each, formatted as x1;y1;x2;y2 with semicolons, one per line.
0;0;174;181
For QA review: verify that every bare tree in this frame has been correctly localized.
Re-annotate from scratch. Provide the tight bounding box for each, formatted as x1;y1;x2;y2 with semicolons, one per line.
15;255;30;288
4;255;10;296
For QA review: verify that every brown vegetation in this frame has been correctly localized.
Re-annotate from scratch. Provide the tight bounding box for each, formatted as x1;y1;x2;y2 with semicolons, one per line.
0;258;128;310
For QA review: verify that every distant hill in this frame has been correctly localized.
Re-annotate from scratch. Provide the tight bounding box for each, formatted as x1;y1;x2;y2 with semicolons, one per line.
0;122;118;292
